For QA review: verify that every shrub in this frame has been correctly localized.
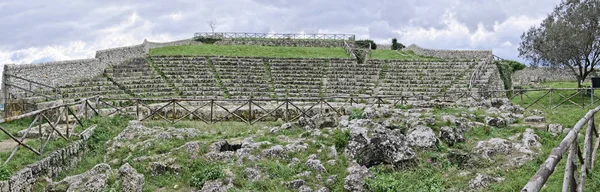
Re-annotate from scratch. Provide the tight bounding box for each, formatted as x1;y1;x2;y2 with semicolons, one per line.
194;37;221;44
189;159;224;188
349;108;364;120
355;40;377;50
391;38;405;50
0;164;10;180
332;129;351;150
506;60;526;72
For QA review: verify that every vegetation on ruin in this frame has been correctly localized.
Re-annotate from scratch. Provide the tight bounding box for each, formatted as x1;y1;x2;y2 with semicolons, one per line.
370;50;439;60
495;60;527;96
149;44;351;59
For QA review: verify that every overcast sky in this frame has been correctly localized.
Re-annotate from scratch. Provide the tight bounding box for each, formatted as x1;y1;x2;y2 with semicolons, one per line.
0;0;561;66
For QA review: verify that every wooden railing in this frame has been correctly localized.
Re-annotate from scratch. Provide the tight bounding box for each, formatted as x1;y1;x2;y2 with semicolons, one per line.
522;105;600;191
194;32;355;41
0;96;96;164
3;73;60;100
1;88;600;164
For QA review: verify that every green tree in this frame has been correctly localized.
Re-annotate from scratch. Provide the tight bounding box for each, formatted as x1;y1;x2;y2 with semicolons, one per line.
519;0;600;88
391;38;405;50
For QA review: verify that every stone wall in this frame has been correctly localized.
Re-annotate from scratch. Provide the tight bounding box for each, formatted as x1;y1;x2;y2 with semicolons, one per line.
377;44;392;50
3;59;103;95
512;67;577;86
145;38;201;49
214;39;345;48
0;125;97;191
404;44;492;59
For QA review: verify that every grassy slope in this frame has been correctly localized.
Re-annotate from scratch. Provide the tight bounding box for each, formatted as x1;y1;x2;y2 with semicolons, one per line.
149;44;350;58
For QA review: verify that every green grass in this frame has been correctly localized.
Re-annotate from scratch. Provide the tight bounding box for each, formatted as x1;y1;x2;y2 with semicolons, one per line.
370;50;439;60
0;117;99;177
149;44;351;58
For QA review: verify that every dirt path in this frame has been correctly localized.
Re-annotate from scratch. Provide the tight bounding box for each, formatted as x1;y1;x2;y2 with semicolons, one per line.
0;138;31;153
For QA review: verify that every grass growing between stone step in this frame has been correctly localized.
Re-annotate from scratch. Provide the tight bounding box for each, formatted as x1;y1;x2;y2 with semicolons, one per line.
149;44;351;59
370;50;440;60
206;57;231;99
147;57;183;96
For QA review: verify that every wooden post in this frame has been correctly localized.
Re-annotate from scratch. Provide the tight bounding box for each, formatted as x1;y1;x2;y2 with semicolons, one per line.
563;140;577;192
285;100;289;123
136;100;140;120
550;89;553;109
249;98;253;124
577;118;595;192
210;99;214;124
172;100;175;123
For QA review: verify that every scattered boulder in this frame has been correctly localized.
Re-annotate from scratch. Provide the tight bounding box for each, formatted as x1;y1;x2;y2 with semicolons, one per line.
306;159;326;173
439;126;464;146
149;158;182;175
484;116;507;128
245;168;262;181
468;173;505;190
548;124;564;136
355;129;415;168
47;163;111;192
344;163;372;192
406;125;437;148
201;179;233;192
312;113;337;129
524;116;545;123
261;145;286;158
119;163;145;192
472;138;512;161
521;129;542;149
287;179;307;189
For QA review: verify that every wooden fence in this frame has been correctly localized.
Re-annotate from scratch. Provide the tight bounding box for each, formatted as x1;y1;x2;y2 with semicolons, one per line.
1;88;600;165
193;32;355;41
522;105;600;192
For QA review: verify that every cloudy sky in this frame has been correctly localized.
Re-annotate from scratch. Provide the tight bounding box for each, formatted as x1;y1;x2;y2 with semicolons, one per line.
0;0;561;66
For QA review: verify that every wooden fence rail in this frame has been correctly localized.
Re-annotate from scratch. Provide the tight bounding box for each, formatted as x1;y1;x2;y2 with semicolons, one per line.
193;32;356;41
1;88;600;165
522;105;600;192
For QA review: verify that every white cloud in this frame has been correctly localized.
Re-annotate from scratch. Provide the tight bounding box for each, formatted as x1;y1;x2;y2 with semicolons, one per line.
0;0;563;65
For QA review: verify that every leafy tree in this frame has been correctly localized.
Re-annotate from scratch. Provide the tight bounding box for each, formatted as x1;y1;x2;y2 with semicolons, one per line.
519;0;600;88
391;38;405;50
356;40;377;50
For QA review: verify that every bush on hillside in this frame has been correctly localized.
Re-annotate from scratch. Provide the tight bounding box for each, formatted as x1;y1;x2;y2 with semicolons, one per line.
505;60;526;72
356;40;377;50
391;38;405;50
194;37;222;44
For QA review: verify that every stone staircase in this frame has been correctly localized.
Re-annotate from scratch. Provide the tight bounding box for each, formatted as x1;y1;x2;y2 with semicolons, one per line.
373;60;478;99
211;57;271;99
151;56;224;99
104;58;175;98
57;76;128;99
11;56;492;104
268;58;327;98
326;59;380;97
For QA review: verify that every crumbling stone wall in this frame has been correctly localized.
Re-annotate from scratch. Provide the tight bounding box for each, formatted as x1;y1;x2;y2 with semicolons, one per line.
0;125;96;191
405;44;492;59
512;67;577;86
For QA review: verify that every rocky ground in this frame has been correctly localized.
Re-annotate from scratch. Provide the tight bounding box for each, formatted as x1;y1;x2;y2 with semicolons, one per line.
32;98;563;191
